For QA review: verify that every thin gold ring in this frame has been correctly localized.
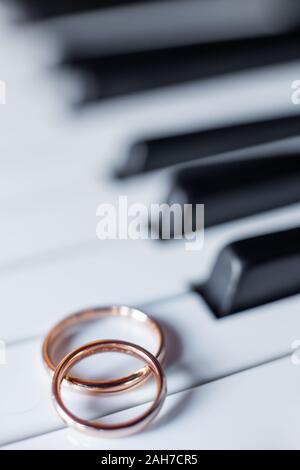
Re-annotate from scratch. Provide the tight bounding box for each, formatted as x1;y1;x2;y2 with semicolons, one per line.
52;340;167;438
42;306;165;393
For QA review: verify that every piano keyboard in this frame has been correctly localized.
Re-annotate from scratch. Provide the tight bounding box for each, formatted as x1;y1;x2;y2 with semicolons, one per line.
1;0;300;450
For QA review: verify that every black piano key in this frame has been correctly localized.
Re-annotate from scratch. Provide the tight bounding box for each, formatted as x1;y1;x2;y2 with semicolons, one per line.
48;0;300;60
120;115;300;176
63;31;300;105
168;154;300;229
15;0;300;23
12;0;160;19
196;226;300;317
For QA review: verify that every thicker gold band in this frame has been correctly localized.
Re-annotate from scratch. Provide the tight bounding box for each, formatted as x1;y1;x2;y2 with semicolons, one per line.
52;340;167;437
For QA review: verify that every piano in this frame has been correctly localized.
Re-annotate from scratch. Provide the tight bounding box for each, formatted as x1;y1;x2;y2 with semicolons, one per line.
1;0;300;450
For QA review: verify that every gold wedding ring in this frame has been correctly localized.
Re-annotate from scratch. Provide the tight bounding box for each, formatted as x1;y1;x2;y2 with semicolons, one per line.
43;305;165;393
52;340;167;438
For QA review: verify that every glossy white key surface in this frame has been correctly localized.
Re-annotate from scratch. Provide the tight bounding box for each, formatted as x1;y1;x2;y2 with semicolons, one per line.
1;2;300;451
1;285;300;446
3;355;299;450
1;57;300;198
1;199;300;342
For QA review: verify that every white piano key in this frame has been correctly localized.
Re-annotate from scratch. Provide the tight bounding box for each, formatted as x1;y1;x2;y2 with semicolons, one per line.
1;1;300;451
0;336;167;445
2;194;300;343
2;193;300;343
0;238;197;343
0;175;166;266
0;60;300;203
3;355;299;450
2;136;300;270
1;0;300;198
2;282;300;445
0;4;56;70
